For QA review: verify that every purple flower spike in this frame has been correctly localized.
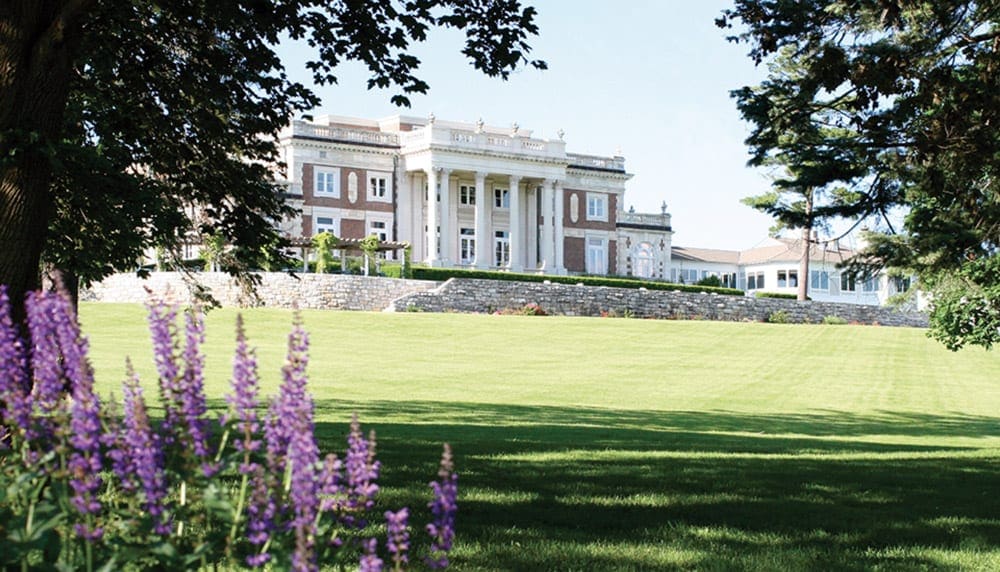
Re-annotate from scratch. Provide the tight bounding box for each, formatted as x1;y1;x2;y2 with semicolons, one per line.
121;364;171;535
343;414;380;529
385;508;410;569
0;286;30;434
245;465;276;567
146;301;182;444
289;395;319;572
265;314;309;476
359;538;384;572
425;444;458;570
317;453;343;513
227;314;261;465
57;303;104;540
25;291;71;446
180;309;212;468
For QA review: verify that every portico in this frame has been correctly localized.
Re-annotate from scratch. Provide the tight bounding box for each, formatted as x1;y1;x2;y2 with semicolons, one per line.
405;168;565;273
399;117;568;273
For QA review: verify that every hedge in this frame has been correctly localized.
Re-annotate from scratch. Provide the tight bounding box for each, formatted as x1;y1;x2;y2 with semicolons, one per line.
754;291;809;300
411;267;744;296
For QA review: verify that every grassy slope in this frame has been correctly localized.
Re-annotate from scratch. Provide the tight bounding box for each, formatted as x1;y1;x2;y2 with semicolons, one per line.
80;304;1000;571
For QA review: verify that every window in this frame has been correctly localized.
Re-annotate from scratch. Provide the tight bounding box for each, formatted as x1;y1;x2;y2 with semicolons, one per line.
892;276;911;293
314;215;338;236
810;270;830;291
586;237;607;274
757;272;765;289
314;169;340;197
840;273;857;292
633;242;654;278
460;228;475;264
368;175;389;201
777;269;799;288
747;271;765;290
494;230;510;267
678;269;698;284
722;273;737;288
586;193;607;221
494;188;509;208
460;185;476;206
368;220;388;241
862;276;880;292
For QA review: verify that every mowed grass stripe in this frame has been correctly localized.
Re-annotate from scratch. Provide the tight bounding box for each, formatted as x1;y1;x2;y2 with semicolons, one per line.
79;303;1000;570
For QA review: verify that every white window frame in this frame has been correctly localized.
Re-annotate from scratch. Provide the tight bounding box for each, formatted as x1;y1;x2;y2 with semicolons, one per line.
313;213;340;236
494;230;510;267
367;172;391;202
586;236;607;275
314;168;340;198
586;193;608;222
460;228;476;264
840;273;857;292
810;270;830;291
494;187;509;209
460;185;476;206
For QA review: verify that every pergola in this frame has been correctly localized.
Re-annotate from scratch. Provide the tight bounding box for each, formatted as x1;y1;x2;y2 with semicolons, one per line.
286;237;410;275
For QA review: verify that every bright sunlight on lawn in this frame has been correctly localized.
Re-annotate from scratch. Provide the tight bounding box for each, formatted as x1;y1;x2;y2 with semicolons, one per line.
80;304;1000;570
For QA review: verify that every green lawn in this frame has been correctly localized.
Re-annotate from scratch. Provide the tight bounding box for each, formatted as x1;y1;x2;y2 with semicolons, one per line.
80;303;1000;571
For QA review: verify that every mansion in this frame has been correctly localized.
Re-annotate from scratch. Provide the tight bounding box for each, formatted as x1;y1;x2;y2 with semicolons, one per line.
276;113;672;280
275;113;908;307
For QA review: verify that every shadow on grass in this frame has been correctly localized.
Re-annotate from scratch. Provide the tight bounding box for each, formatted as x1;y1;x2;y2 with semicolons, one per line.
305;400;1000;571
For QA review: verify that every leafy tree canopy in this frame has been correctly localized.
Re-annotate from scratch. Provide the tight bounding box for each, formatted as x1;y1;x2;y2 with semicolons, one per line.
0;0;544;315
718;0;1000;349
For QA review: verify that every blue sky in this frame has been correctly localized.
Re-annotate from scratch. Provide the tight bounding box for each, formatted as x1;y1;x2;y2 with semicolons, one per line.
275;0;779;250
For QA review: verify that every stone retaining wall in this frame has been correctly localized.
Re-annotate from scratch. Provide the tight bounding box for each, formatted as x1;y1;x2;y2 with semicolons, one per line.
82;272;439;311
390;278;929;327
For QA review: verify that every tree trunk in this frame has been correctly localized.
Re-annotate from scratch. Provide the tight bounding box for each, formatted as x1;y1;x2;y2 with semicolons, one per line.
798;190;813;302
0;1;90;323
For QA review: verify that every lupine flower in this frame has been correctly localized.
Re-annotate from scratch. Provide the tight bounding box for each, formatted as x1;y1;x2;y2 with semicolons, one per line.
179;310;213;473
53;295;104;541
121;364;171;535
426;444;458;570
343;414;380;528
103;395;135;493
265;315;309;477
385;508;410;570
26;291;70;447
245;465;276;567
227;314;261;468
317;453;343;513
288;395;320;572
0;285;30;433
359;538;384;572
146;301;182;445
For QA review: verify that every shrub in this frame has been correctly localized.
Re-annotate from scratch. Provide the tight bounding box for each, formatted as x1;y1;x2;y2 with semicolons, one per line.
695;275;722;287
411;267;744;296
767;310;790;323
822;315;848;325
494;303;548;316
0;286;455;571
312;231;338;273
755;291;809;300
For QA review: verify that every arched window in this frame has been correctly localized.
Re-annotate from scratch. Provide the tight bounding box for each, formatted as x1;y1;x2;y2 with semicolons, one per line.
633;242;654;278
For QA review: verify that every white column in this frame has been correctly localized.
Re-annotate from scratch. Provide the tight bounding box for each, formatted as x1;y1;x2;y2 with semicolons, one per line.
473;172;489;269
508;175;523;271
540;179;554;271
397;168;411;244
438;168;452;266
554;179;565;274
425;168;439;265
